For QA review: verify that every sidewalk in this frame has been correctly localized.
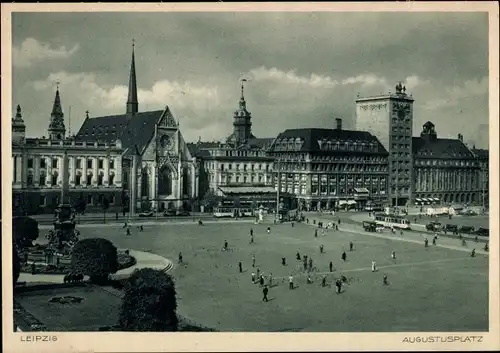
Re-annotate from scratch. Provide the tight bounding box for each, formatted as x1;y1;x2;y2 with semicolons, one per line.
18;249;173;284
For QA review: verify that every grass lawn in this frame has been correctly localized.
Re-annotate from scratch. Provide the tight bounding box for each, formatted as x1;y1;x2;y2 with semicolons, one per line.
63;220;489;332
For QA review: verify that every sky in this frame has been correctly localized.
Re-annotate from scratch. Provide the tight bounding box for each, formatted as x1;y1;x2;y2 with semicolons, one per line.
11;11;489;148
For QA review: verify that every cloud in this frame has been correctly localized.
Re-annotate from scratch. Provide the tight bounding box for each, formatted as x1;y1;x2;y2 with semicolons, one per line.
423;76;488;110
249;66;340;88
13;38;80;68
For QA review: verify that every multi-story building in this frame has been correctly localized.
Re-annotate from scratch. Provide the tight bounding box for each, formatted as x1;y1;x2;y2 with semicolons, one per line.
12;42;199;215
471;147;489;208
412;121;481;205
356;82;414;206
188;81;276;209
267;118;389;211
12;91;124;215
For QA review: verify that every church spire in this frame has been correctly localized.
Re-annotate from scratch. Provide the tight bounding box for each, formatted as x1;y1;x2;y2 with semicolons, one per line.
48;83;66;140
126;39;139;115
239;78;247;110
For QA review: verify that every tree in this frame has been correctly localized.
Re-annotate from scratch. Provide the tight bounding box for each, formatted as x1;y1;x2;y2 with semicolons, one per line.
200;190;221;212
71;238;118;284
12;216;39;249
73;196;86;215
13;244;21;286
119;268;178;332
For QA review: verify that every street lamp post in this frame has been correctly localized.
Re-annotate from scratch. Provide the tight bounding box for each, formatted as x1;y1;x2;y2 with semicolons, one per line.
275;159;280;221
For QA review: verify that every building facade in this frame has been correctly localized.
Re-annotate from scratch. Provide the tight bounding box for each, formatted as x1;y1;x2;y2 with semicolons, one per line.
412;121;481;204
12;43;199;215
12;95;124;215
471;147;489;207
356;83;414;206
75;43;199;213
267;119;389;211
188;81;277;209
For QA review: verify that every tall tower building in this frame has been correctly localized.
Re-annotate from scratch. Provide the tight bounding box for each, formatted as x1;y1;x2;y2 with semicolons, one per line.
47;87;66;140
12;104;26;144
126;40;139;115
356;82;414;207
227;80;254;146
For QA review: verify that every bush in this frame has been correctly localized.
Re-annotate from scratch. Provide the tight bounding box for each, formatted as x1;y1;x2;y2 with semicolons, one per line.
71;238;118;284
119;268;178;332
13;216;39;248
13;246;21;286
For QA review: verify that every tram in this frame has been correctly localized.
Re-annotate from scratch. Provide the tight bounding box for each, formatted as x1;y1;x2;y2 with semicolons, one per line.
373;213;411;230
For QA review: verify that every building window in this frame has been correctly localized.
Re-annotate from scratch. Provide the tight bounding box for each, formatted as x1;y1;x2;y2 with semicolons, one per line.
87;159;93;169
221;164;224;172
40;158;46;169
109;174;115;185
75;174;81;186
39;195;46;206
109;159;114;169
258;175;262;183
228;164;232;170
243;164;247;171
52;158;58;169
27;173;34;186
97;173;104;186
28;158;34;168
51;173;58;186
87;174;93;185
87;195;93;205
76;159;82;169
98;159;104;169
236;176;240;183
39;173;46;186
243;176;247;183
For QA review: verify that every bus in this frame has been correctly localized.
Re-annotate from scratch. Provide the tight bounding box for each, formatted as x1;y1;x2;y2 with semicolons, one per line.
374;213;411;230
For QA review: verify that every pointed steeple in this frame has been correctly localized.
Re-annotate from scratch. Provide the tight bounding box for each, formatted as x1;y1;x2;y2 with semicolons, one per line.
239;79;247;110
12;104;26;143
126;39;139;115
48;84;66;140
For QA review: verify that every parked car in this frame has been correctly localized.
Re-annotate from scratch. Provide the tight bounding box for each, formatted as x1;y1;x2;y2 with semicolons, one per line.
363;221;377;232
459;209;478;216
474;227;489;237
426;222;443;232
445;224;458;232
458;225;475;234
176;210;191;216
138;211;154;217
163;210;176;217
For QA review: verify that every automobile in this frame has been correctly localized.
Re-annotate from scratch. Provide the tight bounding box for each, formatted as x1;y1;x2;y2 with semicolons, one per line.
138;211;154;217
445;224;458;232
474;227;489;237
458;225;475;234
176;210;191;216
363;221;377;232
459;209;478;216
376;225;385;233
163;210;176;217
426;222;443;232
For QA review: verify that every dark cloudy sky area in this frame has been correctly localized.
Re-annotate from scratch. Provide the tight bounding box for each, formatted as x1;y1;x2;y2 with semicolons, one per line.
12;11;489;148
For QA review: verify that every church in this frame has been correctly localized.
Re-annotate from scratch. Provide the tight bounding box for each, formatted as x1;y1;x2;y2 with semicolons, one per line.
12;43;199;215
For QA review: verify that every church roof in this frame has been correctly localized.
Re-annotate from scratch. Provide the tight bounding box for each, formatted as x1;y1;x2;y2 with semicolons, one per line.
412;137;476;160
75;110;164;156
269;128;388;154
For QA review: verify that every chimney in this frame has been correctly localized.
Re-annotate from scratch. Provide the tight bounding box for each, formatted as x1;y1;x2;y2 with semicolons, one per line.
335;118;342;130
458;133;463;142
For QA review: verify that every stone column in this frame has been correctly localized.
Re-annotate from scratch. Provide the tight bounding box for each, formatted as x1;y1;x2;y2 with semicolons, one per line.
104;156;110;186
82;156;87;187
93;156;98;186
130;155;138;216
68;156;74;185
115;156;122;186
46;156;52;187
34;155;40;187
58;155;63;186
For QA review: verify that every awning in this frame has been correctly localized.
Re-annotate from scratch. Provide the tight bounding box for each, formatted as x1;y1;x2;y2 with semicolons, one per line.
354;187;369;193
433;198;440;201
421;198;428;202
218;186;277;195
338;200;347;206
415;198;422;202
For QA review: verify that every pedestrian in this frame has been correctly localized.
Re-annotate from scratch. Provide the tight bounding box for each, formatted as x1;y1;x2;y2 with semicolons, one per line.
306;218;309;224
338;219;341;225
126;228;131;236
424;238;429;248
471;248;476;257
224;240;228;251
320;244;324;253
252;254;256;267
251;272;256;283
329;261;333;272
268;272;273;287
238;261;243;273
292;221;294;227
383;274;389;285
400;229;403;236
484;242;489;252
259;275;265;287
289;275;294;290
123;222;127;229
303;259;308;270
335;278;342;294
282;257;286;266
335;224;339;231
474;236;479;243
462;238;467;246
391;251;396;261
432;236;437;246
250;228;253;236
267;226;271;234
371;260;377;272
304;255;308;263
314;229;318;238
341;251;347;262
250;235;254;244
349;241;353;251
321;275;327;287
262;285;269;302
256;267;260;278
178;252;183;264
296;251;301;260
308;258;313;271
140;225;143;232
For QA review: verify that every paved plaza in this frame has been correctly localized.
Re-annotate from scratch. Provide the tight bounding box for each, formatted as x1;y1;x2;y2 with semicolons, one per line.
29;217;489;332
